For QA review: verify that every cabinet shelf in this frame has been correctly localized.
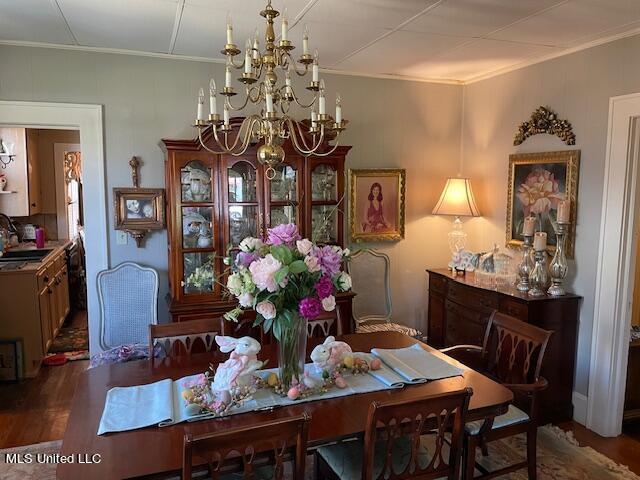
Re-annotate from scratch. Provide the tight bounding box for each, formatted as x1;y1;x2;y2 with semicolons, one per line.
0;190;17;194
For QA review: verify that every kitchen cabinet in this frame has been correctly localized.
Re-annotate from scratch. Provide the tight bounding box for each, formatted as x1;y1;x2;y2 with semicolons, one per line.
0;127;42;216
0;243;71;377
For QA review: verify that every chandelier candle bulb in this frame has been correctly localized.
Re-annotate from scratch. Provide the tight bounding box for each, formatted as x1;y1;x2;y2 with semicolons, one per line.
197;88;205;121
266;91;274;113
303;25;309;54
557;199;570;223
244;40;252;74
226;14;233;45
312;50;319;82
523;216;536;236
533;231;547;251
311;109;318;128
252;32;260;60
335;95;342;123
225;66;232;88
281;9;288;41
224;105;230;125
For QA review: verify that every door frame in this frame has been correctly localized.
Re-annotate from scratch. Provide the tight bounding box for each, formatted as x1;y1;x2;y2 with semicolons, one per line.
0;101;106;355
54;142;81;240
588;93;640;436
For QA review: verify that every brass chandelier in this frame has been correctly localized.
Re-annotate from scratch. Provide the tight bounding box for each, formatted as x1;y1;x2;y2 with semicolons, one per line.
193;0;347;179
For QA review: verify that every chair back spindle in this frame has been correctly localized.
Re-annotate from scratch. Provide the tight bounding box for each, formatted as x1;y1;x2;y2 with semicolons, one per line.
149;317;223;359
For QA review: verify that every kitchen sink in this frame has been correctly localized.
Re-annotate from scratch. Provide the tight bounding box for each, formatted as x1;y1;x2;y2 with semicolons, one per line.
0;249;52;262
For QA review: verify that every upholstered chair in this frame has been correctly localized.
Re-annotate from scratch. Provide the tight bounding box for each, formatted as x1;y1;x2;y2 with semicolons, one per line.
440;311;552;480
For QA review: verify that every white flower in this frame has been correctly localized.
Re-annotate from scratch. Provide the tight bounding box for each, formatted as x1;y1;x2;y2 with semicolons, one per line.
337;272;352;292
322;295;336;312
239;237;264;252
296;238;313;256
223;256;231;266
238;292;254;308
226;273;244;296
342;248;351;257
304;255;321;273
249;254;283;292
331;245;343;256
256;300;277;320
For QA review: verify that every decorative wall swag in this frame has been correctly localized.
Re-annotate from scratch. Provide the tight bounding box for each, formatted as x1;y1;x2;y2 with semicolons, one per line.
113;156;166;248
514;106;576;146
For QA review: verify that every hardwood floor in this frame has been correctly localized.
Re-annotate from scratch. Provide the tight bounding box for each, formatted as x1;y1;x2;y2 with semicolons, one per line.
0;310;89;449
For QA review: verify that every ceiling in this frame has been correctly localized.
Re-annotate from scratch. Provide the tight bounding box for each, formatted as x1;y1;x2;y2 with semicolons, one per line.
1;0;640;83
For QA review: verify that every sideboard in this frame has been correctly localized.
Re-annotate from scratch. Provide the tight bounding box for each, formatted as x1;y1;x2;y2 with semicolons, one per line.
426;268;581;424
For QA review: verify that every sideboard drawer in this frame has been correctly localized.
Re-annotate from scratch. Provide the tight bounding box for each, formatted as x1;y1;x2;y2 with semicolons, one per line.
448;282;498;312
499;298;528;321
430;274;448;295
444;299;489;347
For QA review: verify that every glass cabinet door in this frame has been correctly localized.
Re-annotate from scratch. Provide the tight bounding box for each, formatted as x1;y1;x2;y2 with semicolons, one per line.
311;164;337;201
307;159;343;245
183;252;215;294
270;165;297;202
228;162;257;203
229;205;259;245
225;159;262;247
182;206;213;249
311;205;338;244
265;162;300;230
181;160;212;203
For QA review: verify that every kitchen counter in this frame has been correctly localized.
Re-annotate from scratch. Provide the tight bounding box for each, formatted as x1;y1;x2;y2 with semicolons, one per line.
0;240;72;274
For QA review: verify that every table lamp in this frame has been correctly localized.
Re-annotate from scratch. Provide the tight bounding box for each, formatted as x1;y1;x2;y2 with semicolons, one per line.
432;177;481;256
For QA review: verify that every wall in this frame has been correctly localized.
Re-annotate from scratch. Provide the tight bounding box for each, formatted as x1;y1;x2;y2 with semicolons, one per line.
462;34;640;396
0;45;463;337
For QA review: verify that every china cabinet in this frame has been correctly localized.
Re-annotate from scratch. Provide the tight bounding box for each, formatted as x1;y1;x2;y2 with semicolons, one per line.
161;121;353;329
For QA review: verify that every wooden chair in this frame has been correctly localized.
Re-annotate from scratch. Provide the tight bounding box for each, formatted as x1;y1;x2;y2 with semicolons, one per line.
315;388;472;480
183;413;311;480
149;317;223;359
441;311;552;480
307;309;341;338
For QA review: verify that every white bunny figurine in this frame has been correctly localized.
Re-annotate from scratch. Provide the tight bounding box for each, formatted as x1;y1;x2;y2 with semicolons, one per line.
310;336;352;372
212;336;263;394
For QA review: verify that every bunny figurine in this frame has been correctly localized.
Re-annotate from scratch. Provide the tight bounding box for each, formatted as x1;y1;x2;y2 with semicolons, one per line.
212;336;263;395
310;336;352;372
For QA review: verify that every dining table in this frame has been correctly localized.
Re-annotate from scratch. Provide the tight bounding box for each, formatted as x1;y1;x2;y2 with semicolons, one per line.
57;331;513;479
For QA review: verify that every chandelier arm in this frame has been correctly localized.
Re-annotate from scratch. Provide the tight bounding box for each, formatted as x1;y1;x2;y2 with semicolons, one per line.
248;83;265;104
227;55;245;71
225;85;253;111
290;86;317;109
287;117;326;155
229;116;262;156
214;118;251;153
307;130;343;157
197;128;233;155
281;51;310;77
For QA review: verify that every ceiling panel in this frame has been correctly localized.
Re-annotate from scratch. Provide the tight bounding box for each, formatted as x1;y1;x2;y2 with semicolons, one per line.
410;39;560;81
288;20;389;66
403;0;565;38
174;0;312;58
302;0;438;29
0;0;75;44
57;0;178;52
490;0;640;47
335;30;469;77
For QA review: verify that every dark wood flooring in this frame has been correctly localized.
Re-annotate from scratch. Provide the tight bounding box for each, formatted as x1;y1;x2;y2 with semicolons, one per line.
2;318;640;477
0;310;89;449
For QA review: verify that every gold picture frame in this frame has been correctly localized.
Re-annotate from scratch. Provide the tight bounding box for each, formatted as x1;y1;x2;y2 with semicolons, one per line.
113;187;165;247
506;150;580;258
349;168;406;242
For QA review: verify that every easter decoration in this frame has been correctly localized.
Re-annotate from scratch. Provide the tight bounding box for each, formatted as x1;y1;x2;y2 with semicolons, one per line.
310;336;353;374
223;223;352;390
180;335;264;417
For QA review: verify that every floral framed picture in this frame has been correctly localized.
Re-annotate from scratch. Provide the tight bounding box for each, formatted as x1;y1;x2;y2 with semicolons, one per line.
506;150;580;257
349;169;406;242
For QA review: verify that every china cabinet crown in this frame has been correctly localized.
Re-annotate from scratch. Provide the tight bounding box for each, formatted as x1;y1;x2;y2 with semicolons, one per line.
161;119;352;326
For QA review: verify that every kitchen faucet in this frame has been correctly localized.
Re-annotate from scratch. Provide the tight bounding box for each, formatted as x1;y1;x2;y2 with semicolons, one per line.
0;213;19;241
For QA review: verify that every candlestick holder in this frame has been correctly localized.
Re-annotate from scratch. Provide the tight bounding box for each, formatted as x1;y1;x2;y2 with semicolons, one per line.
529;250;548;297
548;222;570;296
516;234;534;292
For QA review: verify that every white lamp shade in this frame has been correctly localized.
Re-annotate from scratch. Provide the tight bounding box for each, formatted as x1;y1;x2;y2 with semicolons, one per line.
432;177;480;217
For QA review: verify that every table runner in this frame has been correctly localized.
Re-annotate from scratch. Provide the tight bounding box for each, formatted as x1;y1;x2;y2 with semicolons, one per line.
97;345;463;435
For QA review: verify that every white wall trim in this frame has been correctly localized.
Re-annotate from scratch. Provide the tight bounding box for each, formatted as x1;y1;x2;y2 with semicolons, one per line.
0;101;107;355
587;93;640;437
572;391;588;426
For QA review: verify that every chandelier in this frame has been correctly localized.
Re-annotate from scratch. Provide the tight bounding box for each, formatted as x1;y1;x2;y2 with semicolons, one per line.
193;0;347;179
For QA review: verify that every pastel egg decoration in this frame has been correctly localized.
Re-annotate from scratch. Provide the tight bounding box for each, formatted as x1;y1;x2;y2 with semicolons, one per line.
181;388;194;401
334;376;347;389
287;386;300;400
342;355;354;369
370;358;382;371
267;372;279;387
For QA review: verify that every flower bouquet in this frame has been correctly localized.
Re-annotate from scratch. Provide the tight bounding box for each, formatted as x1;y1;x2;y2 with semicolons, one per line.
224;223;352;390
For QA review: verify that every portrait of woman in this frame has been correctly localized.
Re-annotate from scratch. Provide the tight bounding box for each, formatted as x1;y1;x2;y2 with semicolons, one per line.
350;169;405;242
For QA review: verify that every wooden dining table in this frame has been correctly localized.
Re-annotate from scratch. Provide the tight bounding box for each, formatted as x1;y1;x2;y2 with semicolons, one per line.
57;331;513;479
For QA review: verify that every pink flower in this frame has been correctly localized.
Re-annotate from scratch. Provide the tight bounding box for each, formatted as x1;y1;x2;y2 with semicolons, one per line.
314;275;334;299
516;169;564;217
249;254;283;292
266;223;301;246
313;245;342;276
256;300;277;320
299;297;322;319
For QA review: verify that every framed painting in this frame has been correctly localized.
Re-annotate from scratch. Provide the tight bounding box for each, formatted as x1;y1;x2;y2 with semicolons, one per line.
113;187;165;231
349;169;406;242
506;150;580;257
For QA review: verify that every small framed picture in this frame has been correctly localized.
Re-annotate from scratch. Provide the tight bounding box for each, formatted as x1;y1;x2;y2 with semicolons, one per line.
0;340;22;382
113;188;165;231
349;168;406;242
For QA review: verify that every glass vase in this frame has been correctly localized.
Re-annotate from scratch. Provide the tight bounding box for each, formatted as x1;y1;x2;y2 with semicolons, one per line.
277;313;308;391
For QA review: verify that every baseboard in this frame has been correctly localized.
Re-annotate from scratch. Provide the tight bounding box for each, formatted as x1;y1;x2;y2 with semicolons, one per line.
572;391;588;426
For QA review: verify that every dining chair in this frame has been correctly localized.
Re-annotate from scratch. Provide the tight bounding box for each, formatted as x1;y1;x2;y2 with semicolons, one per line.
183;413;311;480
315;388;472;480
149;317;224;359
347;248;421;337
307;309;341;338
440;311;552;480
96;261;159;351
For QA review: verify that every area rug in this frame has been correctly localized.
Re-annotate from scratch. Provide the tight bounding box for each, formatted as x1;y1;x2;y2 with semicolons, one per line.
1;426;638;479
48;323;89;361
